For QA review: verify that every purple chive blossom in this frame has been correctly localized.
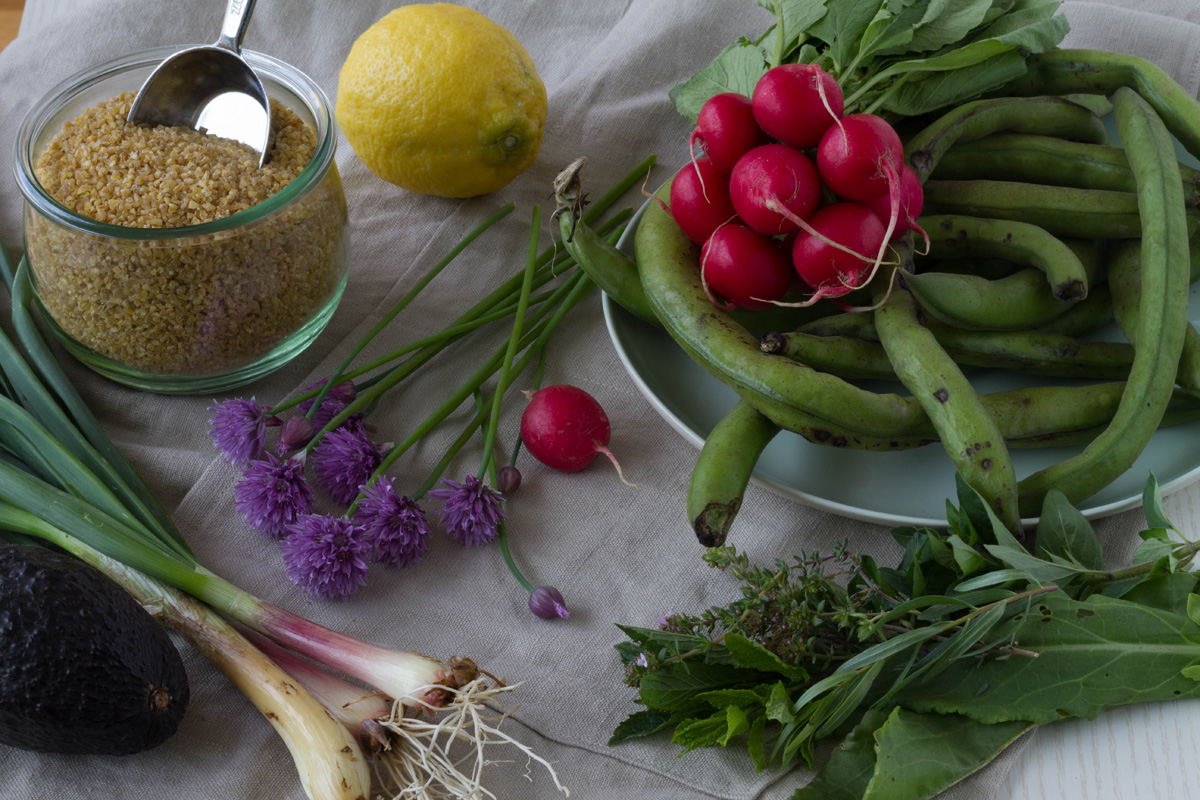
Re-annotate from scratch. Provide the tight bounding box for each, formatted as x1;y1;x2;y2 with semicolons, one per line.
429;474;506;547
297;379;357;430
529;585;570;619
276;415;315;456
311;427;387;506
233;453;313;538
208;397;277;465
354;477;431;568
280;514;371;600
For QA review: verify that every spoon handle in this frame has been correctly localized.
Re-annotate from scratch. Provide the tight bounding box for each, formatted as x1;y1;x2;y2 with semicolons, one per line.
218;0;257;54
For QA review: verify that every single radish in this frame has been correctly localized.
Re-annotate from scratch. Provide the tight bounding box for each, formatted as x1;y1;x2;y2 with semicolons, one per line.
866;164;925;239
816;113;904;202
751;63;844;149
699;224;793;310
520;385;634;487
728;144;821;236
791;202;888;301
689;92;765;172
668;158;739;245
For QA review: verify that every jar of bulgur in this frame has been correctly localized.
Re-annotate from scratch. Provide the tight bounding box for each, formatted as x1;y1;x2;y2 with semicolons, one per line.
14;47;348;393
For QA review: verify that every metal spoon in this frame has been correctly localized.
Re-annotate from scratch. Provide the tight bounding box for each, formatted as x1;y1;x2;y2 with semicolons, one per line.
127;0;272;166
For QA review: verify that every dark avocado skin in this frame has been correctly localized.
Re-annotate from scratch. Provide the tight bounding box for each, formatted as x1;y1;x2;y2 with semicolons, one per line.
0;543;189;755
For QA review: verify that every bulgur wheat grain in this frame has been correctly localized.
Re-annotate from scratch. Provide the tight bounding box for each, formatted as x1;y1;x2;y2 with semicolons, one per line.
27;91;346;377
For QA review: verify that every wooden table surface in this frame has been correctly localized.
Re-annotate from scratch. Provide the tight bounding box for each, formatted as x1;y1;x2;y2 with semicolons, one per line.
7;2;1200;799
0;0;22;48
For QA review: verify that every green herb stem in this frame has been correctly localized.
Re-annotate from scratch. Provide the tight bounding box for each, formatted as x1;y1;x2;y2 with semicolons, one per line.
479;205;540;479
303;202;517;423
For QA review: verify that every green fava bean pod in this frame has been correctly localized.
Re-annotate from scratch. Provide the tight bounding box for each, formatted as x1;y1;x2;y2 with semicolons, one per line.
920;180;1169;239
552;159;659;326
873;247;1021;533
687;401;780;548
930;133;1200;199
904;95;1108;183
1006;49;1200;163
1016;88;1192;517
1107;235;1200;392
921;215;1091;302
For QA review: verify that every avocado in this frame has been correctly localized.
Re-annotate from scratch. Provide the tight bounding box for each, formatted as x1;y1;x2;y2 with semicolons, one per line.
0;542;189;755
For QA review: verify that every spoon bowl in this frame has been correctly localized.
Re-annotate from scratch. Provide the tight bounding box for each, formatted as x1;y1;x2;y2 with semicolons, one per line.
127;0;272;165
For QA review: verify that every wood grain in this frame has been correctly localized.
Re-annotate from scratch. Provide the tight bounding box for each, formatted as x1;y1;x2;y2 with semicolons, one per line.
0;0;21;50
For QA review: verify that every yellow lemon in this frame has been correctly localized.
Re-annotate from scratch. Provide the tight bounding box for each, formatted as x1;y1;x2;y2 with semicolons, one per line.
336;3;548;198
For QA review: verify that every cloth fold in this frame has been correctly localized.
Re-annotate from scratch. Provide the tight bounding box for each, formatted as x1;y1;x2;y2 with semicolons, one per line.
0;1;1195;798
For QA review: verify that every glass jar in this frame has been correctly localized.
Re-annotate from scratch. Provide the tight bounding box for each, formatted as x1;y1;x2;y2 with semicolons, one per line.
14;47;349;394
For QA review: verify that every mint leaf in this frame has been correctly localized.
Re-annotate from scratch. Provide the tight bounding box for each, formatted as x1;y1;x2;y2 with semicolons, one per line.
720;704;753;745
669;45;767;123
1142;472;1178;533
608;709;674;745
1036;489;1103;571
725;632;807;679
671;711;730;753
866;708;1034;800
638;661;762;712
767;680;796;723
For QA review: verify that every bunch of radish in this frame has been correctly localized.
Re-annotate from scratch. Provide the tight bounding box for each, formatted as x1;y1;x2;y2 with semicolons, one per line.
670;64;924;310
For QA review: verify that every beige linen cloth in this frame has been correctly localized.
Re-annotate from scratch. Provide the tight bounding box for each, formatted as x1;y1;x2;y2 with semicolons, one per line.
0;1;1196;798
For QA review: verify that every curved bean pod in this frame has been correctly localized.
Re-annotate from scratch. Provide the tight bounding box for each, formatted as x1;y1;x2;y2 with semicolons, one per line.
903;95;1108;182
1107;235;1200;391
905;268;1077;330
765;325;1135;382
1016;87;1192;516
922;214;1090;301
556;206;660;326
931;133;1200;199
921;180;1158;239
873;247;1021;531
687;401;780;547
1005;49;1200;162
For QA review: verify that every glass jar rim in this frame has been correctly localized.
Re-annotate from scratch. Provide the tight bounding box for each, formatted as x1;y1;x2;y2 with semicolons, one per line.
13;46;337;241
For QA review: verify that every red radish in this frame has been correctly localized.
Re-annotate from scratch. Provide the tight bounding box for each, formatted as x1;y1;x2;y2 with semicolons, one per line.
728;144;821;236
668;158;739;245
520;385;634;487
866;164;925;239
689;93;765;172
791;202;888;301
699;224;793;310
751;63;844;149
816;113;904;202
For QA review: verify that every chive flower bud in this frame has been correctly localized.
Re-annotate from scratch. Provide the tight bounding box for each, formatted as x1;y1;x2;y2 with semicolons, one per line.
276;415;315;456
496;465;522;494
528;586;570;620
298;379;357;430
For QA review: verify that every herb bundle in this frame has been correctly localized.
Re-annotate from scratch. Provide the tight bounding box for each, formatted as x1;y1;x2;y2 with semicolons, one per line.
613;474;1200;799
671;0;1070;124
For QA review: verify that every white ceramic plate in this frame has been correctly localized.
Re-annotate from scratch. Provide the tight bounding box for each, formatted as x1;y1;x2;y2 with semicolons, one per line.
605;157;1200;528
